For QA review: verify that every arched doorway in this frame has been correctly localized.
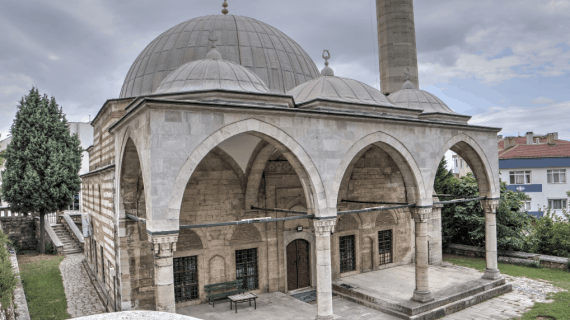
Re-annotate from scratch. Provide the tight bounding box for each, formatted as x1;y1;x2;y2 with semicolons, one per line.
286;239;311;291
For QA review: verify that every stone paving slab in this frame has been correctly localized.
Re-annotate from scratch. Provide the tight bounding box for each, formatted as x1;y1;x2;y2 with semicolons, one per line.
59;253;106;318
178;269;564;320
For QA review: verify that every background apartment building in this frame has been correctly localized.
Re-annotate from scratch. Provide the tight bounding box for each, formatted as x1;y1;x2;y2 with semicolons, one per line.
451;132;569;218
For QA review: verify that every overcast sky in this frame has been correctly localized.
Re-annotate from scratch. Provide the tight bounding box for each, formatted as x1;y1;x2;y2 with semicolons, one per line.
1;0;569;142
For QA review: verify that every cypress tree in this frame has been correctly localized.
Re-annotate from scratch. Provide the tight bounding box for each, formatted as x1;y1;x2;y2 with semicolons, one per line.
434;157;454;194
1;88;82;254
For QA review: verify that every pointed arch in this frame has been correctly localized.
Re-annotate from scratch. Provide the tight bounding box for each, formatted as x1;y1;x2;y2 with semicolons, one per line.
331;131;426;207
166;118;327;230
117;126;150;219
430;133;497;198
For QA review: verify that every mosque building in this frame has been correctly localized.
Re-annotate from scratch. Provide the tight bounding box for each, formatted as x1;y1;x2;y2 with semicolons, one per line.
80;1;505;318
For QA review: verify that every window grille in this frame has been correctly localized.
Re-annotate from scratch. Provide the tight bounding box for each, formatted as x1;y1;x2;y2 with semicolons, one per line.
236;248;258;290
93;239;97;274
547;169;566;184
509;171;531;184
339;235;356;273
378;230;393;265
101;246;105;284
174;256;199;302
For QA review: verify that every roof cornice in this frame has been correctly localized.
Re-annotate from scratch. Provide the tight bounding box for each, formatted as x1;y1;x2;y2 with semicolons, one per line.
108;97;502;134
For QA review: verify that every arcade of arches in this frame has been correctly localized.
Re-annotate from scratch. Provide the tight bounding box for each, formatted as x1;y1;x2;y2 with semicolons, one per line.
80;127;501;317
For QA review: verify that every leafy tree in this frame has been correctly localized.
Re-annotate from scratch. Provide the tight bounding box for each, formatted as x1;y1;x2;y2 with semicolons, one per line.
1;88;82;254
434;157;454;194
439;173;532;251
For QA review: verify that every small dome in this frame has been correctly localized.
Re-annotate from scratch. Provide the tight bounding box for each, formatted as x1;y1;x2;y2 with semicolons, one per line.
388;88;456;114
287;76;396;107
155;59;270;94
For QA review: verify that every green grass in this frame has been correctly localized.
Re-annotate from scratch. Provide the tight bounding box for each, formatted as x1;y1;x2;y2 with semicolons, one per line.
19;255;69;320
444;255;570;320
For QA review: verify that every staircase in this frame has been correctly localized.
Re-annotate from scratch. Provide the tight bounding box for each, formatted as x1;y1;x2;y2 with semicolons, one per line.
52;224;83;255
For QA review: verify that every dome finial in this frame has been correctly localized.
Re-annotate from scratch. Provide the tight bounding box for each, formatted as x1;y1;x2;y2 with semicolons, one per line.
222;0;229;15
402;67;415;89
320;49;334;76
206;31;222;60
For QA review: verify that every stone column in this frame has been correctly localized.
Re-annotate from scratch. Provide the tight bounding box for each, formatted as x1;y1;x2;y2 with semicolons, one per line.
481;199;502;280
313;218;336;320
149;233;178;312
411;207;433;303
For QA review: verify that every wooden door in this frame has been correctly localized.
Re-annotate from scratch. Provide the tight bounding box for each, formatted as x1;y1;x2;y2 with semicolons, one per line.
287;239;311;290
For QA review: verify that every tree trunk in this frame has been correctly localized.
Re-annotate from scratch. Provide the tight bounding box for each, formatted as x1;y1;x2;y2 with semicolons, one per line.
40;211;46;255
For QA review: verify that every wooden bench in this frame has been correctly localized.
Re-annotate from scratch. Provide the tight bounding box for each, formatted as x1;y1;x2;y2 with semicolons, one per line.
204;280;247;307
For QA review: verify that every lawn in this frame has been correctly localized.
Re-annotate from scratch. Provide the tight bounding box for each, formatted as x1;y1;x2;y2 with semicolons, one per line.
18;253;69;320
443;254;570;320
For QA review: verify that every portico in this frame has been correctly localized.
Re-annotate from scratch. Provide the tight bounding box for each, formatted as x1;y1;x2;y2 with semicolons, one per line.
78;1;506;319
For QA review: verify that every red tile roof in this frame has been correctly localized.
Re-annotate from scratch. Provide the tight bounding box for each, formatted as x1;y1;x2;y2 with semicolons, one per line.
499;137;570;159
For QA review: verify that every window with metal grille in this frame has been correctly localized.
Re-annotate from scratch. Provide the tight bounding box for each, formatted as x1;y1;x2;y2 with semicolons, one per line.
101;246;105;284
236;248;258;290
174;256;199;302
378;230;393;265
339;235;356;273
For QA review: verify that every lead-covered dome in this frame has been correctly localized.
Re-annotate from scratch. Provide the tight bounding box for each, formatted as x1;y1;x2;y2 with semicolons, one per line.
155;59;270;94
120;15;320;98
288;76;396;107
389;80;471;123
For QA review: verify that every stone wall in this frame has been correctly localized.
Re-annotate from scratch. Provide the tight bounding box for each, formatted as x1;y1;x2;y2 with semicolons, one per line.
445;243;570;270
0;216;36;251
332;146;414;278
82;167;117;310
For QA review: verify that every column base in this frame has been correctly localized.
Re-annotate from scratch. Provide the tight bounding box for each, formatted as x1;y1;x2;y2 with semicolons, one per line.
315;315;336;320
482;268;502;280
412;290;434;303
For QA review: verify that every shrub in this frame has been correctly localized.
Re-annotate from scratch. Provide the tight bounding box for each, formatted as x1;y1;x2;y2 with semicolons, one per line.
0;231;18;310
527;208;570;257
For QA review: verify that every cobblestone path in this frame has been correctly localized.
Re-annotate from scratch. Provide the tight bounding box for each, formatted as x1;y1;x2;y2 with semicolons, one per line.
59;253;106;318
441;274;564;320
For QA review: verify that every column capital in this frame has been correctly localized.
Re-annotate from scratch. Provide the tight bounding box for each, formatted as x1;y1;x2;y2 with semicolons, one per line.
481;199;500;214
313;218;337;236
148;233;178;257
412;207;432;222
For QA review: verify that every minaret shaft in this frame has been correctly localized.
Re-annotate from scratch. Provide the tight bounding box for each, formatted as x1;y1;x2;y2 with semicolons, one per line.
376;0;419;95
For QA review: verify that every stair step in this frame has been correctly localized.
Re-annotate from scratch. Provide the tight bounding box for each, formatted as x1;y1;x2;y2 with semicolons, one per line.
333;280;512;320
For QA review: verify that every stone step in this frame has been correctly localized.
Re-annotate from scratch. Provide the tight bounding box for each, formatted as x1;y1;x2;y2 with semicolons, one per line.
51;223;82;255
64;250;83;255
333;280;512;320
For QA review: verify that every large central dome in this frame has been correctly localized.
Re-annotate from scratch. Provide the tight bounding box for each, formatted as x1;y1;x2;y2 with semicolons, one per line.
120;15;320;98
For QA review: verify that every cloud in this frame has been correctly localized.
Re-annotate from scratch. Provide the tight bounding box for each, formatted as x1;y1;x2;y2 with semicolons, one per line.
415;0;570;86
531;97;557;104
470;101;570;139
0;0;568;137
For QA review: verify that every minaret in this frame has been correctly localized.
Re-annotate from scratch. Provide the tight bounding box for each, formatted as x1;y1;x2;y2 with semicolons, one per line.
376;0;419;95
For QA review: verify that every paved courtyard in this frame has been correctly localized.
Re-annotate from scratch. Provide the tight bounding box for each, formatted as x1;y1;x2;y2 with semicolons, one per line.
178;263;564;320
60;253;106;318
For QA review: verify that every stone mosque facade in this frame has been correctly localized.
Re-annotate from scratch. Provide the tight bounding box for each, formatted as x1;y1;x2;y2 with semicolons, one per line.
80;1;502;318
